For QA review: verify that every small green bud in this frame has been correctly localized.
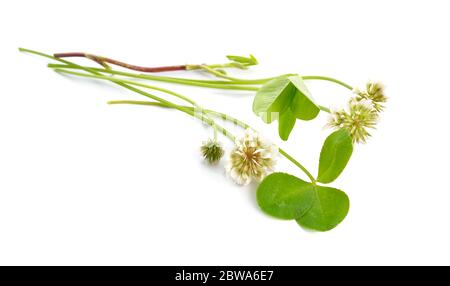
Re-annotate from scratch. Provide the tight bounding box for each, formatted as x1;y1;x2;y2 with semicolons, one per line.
201;139;224;164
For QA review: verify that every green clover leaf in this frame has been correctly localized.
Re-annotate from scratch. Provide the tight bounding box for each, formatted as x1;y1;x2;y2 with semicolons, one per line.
296;185;350;231
257;173;315;219
317;129;353;184
253;75;320;140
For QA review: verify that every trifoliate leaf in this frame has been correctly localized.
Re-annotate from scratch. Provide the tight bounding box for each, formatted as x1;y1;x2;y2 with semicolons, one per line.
257;173;315;219
296;185;350;231
317;129;353;184
253;75;320;128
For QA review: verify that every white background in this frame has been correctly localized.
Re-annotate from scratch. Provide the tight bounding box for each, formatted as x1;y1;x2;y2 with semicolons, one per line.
1;0;449;266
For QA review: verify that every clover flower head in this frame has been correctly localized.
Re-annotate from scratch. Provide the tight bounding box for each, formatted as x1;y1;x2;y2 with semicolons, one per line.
201;139;224;164
354;81;387;112
327;98;379;144
226;129;278;185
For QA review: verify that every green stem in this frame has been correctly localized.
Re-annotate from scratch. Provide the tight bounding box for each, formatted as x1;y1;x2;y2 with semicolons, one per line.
57;69;199;105
52;66;331;113
54;68;219;138
302;75;353;90
200;64;285;84
175;107;235;141
108;99;316;183
48;64;259;91
108;100;251;130
47;64;252;85
319;105;331;113
278;149;316;183
47;64;353;91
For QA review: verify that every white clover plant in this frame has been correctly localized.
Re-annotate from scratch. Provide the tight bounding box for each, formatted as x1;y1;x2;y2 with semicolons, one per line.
20;48;387;232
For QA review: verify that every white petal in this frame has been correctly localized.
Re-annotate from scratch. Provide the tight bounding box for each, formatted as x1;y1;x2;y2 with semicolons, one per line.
229;168;250;185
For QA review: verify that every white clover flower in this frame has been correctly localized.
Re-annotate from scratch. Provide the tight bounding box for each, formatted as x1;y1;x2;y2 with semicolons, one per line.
327;98;379;144
226;129;278;185
354;81;387;112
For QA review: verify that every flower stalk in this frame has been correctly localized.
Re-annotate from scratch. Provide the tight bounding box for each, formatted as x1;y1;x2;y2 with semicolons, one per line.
49;65;339;114
45;64;353;90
